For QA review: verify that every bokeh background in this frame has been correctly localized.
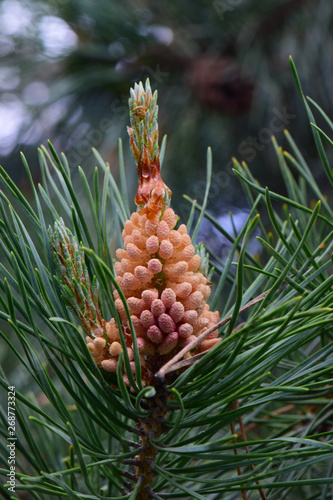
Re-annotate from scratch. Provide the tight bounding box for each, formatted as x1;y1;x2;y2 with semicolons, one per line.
1;0;333;244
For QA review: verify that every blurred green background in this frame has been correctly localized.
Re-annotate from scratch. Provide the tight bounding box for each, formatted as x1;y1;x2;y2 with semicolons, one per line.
1;0;333;227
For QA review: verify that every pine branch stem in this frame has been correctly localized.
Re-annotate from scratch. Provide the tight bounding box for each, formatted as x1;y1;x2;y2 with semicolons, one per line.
134;388;169;500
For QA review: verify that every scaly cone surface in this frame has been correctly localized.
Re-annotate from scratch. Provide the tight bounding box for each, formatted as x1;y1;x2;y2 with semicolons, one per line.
110;207;220;383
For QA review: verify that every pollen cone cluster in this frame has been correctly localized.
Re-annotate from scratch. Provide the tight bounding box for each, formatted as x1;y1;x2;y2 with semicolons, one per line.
88;79;221;385
53;79;221;387
102;207;221;379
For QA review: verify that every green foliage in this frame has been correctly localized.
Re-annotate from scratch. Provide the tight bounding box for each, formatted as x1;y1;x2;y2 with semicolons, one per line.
0;59;333;499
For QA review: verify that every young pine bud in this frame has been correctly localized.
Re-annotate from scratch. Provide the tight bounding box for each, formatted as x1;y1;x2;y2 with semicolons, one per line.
49;219;106;339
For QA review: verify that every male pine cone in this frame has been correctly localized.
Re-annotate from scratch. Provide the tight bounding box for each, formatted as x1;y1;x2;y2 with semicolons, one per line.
93;79;220;385
51;79;221;387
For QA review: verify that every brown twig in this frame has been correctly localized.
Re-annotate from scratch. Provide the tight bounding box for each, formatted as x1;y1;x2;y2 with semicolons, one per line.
229;403;249;500
234;399;267;500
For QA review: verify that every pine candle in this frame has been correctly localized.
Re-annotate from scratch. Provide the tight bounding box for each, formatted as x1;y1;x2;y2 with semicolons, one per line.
87;80;220;385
